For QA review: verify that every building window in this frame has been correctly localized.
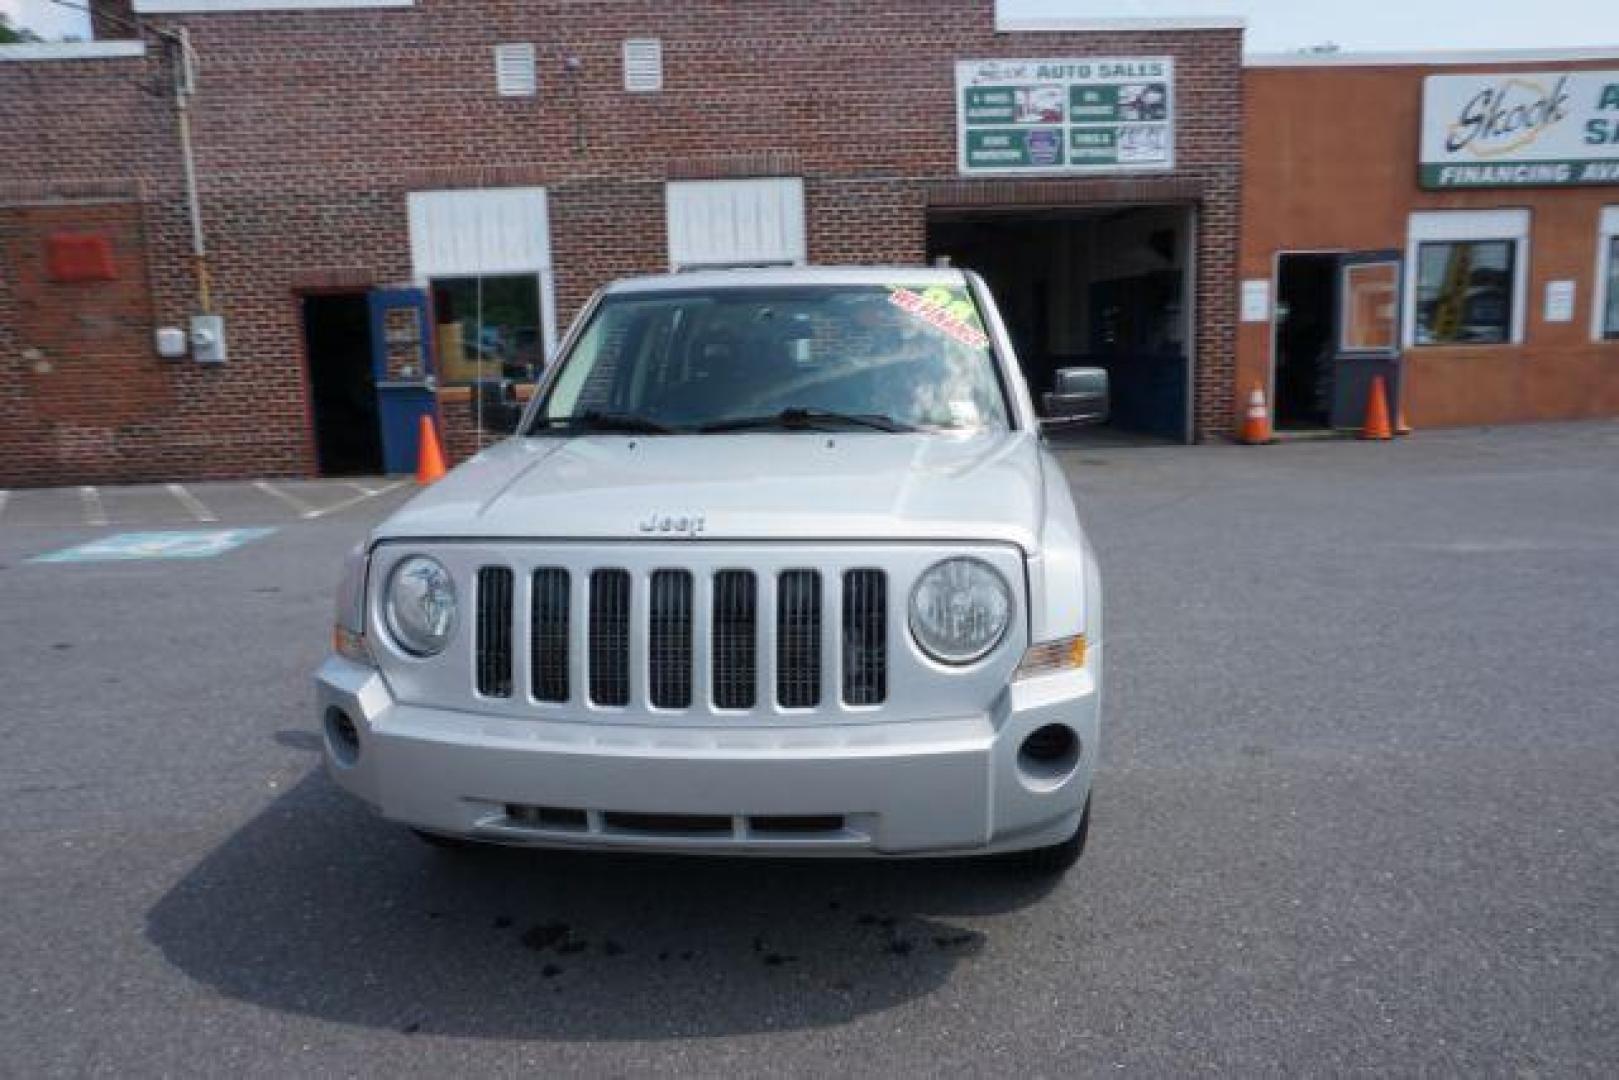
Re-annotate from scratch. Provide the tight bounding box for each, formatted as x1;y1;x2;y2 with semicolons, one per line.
1414;239;1516;346
1598;207;1619;342
1405;209;1530;348
406;185;557;393
431;275;544;384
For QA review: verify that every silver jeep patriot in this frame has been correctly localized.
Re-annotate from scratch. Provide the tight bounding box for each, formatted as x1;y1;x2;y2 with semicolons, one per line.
317;267;1106;874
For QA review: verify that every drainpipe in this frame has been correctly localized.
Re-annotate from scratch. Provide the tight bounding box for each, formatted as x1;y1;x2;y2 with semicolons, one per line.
170;28;210;313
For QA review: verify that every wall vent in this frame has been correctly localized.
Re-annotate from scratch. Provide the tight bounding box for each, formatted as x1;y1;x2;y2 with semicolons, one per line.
494;43;537;97
623;38;663;92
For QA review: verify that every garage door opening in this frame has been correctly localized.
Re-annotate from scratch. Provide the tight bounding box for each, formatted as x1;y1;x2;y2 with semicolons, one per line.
301;293;382;476
927;205;1194;443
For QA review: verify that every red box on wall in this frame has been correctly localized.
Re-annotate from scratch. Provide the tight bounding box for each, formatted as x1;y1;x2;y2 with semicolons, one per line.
45;233;116;282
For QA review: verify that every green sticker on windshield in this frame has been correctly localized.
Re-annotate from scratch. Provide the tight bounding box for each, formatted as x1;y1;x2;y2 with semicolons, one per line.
887;287;990;349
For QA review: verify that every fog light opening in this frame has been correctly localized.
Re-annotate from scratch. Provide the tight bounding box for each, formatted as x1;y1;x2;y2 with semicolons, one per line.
324;706;361;767
1017;723;1080;786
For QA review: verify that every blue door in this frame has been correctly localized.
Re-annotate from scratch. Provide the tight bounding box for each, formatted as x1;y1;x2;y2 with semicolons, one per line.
368;287;438;475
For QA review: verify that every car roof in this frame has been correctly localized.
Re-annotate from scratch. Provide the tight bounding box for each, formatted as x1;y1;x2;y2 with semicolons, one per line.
603;265;971;295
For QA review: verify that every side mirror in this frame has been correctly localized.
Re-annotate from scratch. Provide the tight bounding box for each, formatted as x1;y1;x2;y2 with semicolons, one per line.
1040;367;1110;427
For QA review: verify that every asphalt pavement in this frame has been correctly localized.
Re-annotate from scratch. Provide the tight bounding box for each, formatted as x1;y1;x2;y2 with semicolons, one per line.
1;423;1616;1075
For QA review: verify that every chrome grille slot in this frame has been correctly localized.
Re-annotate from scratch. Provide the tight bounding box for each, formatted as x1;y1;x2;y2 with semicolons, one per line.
589;569;631;707
530;567;570;703
712;570;757;709
842;569;887;705
649;569;694;709
776;570;822;708
474;566;513;698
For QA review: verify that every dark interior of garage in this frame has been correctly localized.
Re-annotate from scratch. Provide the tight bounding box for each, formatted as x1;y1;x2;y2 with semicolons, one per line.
927;205;1193;442
301;293;383;476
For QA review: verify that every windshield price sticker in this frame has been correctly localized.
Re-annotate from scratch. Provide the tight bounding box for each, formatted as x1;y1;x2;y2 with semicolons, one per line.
888;288;991;349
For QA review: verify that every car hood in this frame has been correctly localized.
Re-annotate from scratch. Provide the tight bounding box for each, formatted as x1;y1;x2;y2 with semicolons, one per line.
374;430;1048;551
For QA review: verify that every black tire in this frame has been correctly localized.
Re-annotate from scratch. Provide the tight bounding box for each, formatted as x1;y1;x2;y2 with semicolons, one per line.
1006;797;1090;876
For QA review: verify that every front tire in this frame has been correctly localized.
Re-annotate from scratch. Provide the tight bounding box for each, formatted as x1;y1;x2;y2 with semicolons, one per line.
1007;797;1090;876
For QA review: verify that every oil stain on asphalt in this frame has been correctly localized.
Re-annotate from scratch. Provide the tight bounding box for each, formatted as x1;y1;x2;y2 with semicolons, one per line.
501;908;985;984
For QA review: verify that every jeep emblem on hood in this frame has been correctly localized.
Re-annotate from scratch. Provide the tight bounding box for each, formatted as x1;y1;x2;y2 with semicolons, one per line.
639;512;705;536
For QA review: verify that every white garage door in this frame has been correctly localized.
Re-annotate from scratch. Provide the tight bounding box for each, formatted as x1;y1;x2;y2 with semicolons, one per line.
666;178;807;271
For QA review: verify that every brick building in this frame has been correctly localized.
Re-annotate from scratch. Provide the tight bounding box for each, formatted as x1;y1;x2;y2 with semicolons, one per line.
1238;51;1619;432
0;1;1242;485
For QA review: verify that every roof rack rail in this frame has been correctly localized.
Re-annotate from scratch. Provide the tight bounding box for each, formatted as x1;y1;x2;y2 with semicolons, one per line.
673;260;800;272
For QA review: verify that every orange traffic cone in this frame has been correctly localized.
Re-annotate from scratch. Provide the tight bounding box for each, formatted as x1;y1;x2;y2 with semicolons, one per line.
1240;383;1275;445
416;414;448;484
1395;395;1412;437
1360;375;1393;441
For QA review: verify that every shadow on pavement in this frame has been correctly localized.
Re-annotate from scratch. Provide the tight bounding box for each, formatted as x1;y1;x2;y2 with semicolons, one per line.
146;768;1062;1040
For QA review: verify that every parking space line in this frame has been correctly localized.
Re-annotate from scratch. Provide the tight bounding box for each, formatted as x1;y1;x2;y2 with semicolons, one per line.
166;483;219;523
304;479;409;520
79;486;108;527
253;480;320;519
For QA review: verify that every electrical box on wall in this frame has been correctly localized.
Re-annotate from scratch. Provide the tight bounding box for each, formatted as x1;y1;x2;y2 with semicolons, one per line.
155;327;187;359
190;315;227;364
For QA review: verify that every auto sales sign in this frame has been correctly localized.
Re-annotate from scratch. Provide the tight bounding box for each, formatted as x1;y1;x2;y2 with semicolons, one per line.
956;58;1175;175
1421;70;1619;188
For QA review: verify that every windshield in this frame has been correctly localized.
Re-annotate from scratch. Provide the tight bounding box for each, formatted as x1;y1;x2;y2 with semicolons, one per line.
527;284;1012;434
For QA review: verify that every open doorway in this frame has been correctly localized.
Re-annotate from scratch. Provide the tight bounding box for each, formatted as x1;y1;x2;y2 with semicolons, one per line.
301;293;382;476
926;204;1193;443
1273;253;1339;430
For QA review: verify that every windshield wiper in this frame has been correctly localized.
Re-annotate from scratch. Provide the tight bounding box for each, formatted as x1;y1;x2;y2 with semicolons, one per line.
698;407;914;434
531;410;676;435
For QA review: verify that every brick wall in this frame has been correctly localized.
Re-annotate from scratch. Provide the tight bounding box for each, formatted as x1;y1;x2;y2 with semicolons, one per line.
0;1;1243;484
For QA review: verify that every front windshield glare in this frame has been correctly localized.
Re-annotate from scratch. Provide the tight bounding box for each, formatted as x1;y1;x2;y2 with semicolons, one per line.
532;284;1011;434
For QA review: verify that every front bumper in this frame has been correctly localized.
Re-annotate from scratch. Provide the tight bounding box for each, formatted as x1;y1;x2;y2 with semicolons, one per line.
314;651;1101;857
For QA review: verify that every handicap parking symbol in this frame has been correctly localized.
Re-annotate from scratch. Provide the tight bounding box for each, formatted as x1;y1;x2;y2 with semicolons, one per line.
31;529;276;564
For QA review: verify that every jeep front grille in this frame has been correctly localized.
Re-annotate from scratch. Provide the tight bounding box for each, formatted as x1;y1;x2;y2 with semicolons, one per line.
842;568;887;705
471;565;889;712
475;567;514;698
711;569;757;709
588;569;632;707
776;570;822;708
530;568;570;703
648;569;694;709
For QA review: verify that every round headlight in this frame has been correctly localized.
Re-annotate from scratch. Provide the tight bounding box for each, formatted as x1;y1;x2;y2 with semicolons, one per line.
384;556;457;657
909;557;1012;665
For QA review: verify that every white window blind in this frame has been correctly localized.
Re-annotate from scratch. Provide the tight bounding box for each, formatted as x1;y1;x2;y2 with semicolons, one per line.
494;43;537;97
666;178;807;271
